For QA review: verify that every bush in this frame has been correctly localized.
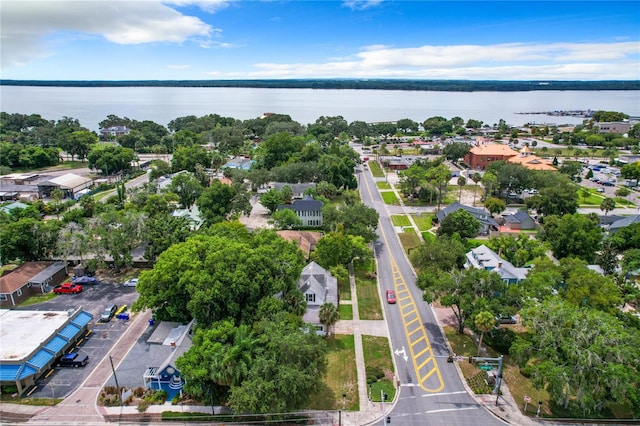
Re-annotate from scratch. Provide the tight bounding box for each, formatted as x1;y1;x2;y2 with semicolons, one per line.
366;366;384;380
133;387;145;398
485;328;516;353
1;385;18;395
137;399;150;412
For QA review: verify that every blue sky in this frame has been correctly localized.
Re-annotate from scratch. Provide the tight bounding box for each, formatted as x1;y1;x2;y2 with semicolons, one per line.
1;0;639;80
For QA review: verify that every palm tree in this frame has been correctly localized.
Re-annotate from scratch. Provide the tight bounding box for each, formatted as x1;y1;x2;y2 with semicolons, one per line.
471;173;481;206
457;176;466;203
319;303;340;337
475;311;496;357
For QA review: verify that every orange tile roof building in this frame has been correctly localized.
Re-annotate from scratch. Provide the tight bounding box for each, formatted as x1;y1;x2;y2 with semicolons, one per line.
464;143;555;171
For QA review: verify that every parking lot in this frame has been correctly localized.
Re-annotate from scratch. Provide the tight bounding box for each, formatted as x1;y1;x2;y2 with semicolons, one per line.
20;282;139;400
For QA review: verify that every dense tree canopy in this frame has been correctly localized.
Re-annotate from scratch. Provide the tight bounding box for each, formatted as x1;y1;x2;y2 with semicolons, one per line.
133;222;305;328
540;213;602;262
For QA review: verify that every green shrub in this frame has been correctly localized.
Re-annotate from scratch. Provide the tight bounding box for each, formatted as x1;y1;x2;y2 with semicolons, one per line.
366;366;384;379
1;385;18;395
137;399;150;412
485;328;516;353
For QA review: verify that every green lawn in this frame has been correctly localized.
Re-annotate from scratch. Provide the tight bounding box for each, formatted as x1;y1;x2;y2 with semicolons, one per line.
368;161;385;178
397;230;422;256
355;269;383;320
422;231;436;242
411;214;433;231
338;276;351;301
381;192;399;205
377;182;392;190
339;303;353;320
18;292;58;307
363;335;396;403
391;215;411;227
307;335;358;411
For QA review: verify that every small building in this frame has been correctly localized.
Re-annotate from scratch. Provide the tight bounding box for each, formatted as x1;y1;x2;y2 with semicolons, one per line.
298;262;338;335
464;245;529;285
0;261;68;308
272;182;316;199
277;196;323;227
0;201;30;215
37;173;93;198
596;121;630;134
435;202;499;235
502;210;536;231
0;308;93;395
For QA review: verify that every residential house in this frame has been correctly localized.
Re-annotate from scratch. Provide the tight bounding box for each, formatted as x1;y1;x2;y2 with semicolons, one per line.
99;125;130;139
608;215;640;233
171;205;204;230
276;230;323;259
142;320;193;400
297;262;338;335
222;156;254;171
435;202;499;235
0;261;68;308
502;210;536;231
277;196;324;227
0;201;29;215
464;245;529;285
273;182;316;199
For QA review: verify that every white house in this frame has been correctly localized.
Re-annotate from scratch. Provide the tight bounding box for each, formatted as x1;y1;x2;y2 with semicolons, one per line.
298;262;338;335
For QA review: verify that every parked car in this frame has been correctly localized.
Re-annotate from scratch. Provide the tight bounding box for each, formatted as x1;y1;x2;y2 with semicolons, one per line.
597;188;605;193
52;282;83;294
57;352;89;368
602;181;615;187
72;275;98;284
495;315;517;324
386;290;396;304
100;304;118;322
123;278;138;287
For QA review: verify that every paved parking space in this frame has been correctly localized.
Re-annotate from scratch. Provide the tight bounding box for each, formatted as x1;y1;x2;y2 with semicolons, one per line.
19;283;139;400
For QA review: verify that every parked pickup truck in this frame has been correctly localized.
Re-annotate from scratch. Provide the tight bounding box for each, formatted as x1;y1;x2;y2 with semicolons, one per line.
52;282;83;294
57;352;89;368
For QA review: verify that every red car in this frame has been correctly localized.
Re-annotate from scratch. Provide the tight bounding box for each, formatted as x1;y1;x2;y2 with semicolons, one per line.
53;282;83;294
386;290;396;304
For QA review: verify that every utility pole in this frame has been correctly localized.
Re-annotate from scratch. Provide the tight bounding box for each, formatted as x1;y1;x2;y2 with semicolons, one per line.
109;355;123;407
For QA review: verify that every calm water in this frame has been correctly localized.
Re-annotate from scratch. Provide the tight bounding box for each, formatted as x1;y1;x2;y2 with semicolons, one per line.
1;85;638;132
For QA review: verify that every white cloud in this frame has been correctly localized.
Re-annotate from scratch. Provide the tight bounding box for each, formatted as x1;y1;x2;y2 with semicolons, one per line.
343;0;384;11
0;1;217;67
241;41;640;80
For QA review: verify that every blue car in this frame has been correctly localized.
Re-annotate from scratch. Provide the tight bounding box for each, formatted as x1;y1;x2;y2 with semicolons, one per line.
72;275;98;284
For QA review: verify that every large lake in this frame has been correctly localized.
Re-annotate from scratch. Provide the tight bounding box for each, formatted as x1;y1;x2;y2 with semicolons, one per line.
1;86;638;132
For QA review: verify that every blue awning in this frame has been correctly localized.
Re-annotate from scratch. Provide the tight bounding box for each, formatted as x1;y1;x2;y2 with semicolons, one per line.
27;349;54;369
18;365;37;380
71;311;93;327
44;335;67;353
58;324;80;340
0;364;21;381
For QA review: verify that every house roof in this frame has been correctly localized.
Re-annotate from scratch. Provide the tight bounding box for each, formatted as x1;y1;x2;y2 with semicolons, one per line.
0;201;29;213
503;210;533;224
38;173;93;190
299;261;338;324
436;202;499;228
468;144;519;157
0;262;55;294
465;244;529;282
273;182;316;194
171;205;204;230
277;231;323;258
508;154;556;171
278;196;323;213
609;215;640;231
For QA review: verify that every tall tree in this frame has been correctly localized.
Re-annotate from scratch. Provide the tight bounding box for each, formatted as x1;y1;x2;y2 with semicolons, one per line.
540;213;603;262
319;303;340;336
168;172;203;209
437;209;480;240
475;311;496;357
600;197;616;215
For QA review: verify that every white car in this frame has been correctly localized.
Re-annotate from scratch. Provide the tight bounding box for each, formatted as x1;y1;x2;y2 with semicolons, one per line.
123;278;138;287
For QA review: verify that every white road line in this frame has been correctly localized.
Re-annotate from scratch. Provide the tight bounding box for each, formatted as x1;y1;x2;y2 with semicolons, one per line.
426;407;479;414
422;390;468;397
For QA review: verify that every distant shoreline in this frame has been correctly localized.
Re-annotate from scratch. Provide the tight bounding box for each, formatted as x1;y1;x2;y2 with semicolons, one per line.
1;79;639;91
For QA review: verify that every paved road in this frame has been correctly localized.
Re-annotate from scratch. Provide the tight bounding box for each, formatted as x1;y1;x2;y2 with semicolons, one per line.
358;166;505;425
